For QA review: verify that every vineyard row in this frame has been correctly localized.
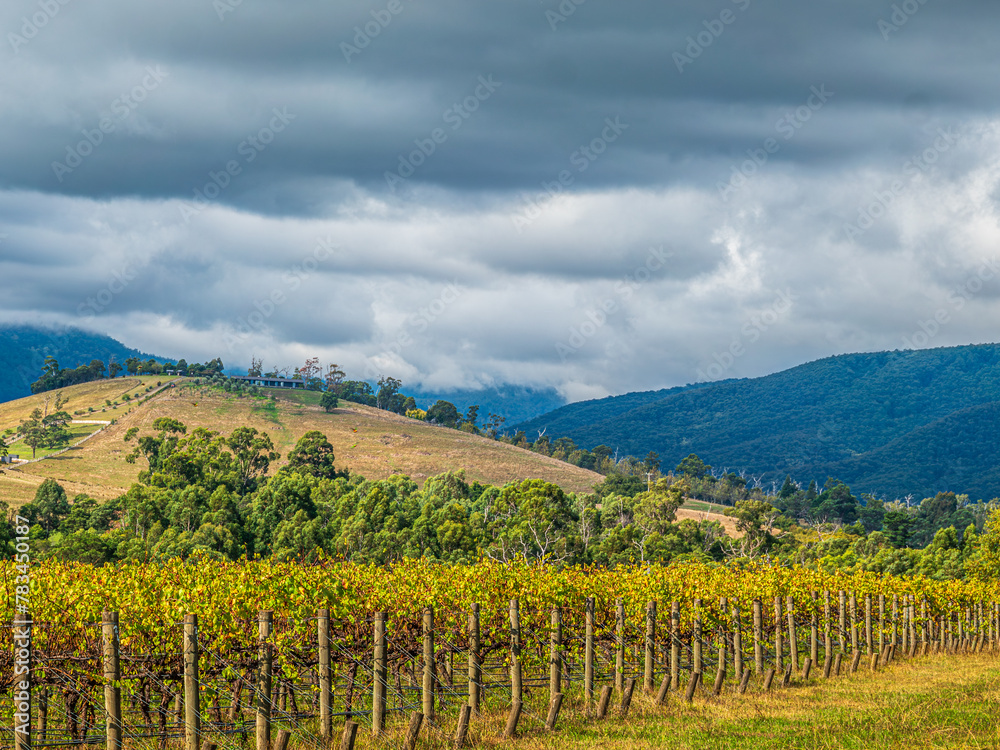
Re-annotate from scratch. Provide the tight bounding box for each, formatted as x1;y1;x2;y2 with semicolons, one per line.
3;590;997;750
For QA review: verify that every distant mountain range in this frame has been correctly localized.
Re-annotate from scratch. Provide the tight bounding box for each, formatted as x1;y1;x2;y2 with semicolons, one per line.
514;344;1000;501
0;325;168;403
6;325;998;498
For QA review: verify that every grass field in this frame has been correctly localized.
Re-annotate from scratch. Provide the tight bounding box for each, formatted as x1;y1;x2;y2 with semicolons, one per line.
1;379;603;503
346;652;1000;750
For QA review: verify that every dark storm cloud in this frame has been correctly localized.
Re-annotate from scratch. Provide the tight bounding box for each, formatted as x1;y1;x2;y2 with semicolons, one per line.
1;0;999;398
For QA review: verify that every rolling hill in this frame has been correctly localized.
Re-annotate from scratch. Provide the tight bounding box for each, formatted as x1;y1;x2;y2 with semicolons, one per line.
0;377;602;504
514;343;1000;500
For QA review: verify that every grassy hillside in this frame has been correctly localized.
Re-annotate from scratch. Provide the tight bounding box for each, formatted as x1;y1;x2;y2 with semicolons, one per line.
1;378;602;503
515;344;1000;500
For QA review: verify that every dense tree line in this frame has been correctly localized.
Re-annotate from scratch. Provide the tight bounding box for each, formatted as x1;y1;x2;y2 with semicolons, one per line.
30;356;224;394
7;418;726;567
6;415;998;582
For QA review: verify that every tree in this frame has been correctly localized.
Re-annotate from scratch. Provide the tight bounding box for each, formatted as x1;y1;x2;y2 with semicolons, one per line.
22;479;70;534
320;390;339;412
724;499;779;559
125;357;140;375
286;431;343;480
226;427;279;494
484;413;506;439
375;376;402;411
248;356;263;377
464;405;480;428
884;509;915;547
483;479;580;563
426;400;461;428
325;364;346;392
18;408;46;459
108;362;123;378
859;494;885;533
676;453;711;480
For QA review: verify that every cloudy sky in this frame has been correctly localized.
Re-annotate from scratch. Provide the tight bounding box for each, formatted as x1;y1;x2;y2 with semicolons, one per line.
2;0;1000;402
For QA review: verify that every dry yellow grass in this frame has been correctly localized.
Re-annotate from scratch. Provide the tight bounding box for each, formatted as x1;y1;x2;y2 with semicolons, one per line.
5;379;602;503
0;376;171;429
674;507;740;537
328;651;1000;750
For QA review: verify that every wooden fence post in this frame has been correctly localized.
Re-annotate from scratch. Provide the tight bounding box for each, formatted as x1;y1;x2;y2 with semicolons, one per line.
865;595;873;654
404;712;423;750
824;591;832;673
849;592;858;655
550;607;562;702
684;672;700;703
620;678;637;717
693;599;703;676
921;598;928;648
184;614;200;750
468;604;481;715
715;597;727;694
773;597;783;673
878;595;885;655
762;668;775;692
340;721;358;750
786;595;798;673
753;599;763;674
545;694;563;732
318;609;332;740
670;601;681;690
13;611;30;750
423;606;435;721
257;611;272;750
838;591;847;653
454;704;472;748
505;599;522;739
584;598;595;708
738;668;752;694
810;592;819;667
644;601;656;693
892;594;899;648
372;612;387;737
615;599;626;692
102;611;122;750
733;603;743;681
596;686;613;719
